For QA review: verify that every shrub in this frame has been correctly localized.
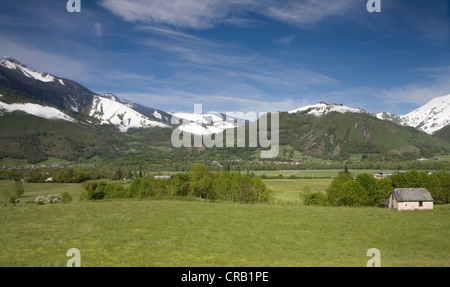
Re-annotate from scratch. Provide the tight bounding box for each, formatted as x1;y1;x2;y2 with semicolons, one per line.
34;195;47;205
14;180;25;198
61;191;72;203
81;180;107;200
302;191;328;206
104;183;127;199
46;194;63;204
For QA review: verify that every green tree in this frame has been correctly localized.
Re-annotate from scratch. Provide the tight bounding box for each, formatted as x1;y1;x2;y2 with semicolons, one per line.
188;164;213;198
115;168;123;181
171;173;190;197
356;173;377;204
252;176;274;203
435;171;450;204
338;181;370;207
326;172;352;206
373;178;393;207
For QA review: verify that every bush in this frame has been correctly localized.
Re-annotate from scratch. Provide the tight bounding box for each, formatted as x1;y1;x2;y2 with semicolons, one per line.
81;180;107;200
34;195;47;205
104;183;127;199
46;194;63;204
61;192;72;203
14;180;24;198
302;191;328;206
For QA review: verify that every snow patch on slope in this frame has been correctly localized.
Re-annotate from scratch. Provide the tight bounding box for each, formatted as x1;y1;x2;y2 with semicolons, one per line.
289;102;365;116
89;95;171;132
0;101;75;122
171;112;238;135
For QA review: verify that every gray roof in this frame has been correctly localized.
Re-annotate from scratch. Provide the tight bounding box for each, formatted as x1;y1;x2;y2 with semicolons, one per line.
392;188;434;202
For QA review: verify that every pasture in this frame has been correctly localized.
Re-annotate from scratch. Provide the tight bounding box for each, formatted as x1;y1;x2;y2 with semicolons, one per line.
0;178;449;267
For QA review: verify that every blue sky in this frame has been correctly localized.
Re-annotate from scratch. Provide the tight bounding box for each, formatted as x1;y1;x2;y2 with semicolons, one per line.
0;0;449;115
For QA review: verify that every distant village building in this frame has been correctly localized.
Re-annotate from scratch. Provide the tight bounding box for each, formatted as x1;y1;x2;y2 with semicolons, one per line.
374;171;394;179
384;188;434;211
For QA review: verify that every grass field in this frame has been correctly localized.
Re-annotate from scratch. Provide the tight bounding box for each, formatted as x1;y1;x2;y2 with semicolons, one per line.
1;199;448;267
1;179;449;267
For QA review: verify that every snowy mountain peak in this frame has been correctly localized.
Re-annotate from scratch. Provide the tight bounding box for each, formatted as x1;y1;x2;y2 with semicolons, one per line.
289;102;365;116
398;94;450;134
374;112;401;123
0;57;59;84
89;95;171;132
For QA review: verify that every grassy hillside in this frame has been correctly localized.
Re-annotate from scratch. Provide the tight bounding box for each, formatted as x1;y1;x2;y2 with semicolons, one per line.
0;112;126;163
434;125;450;143
280;111;450;160
0;199;448;267
1;110;450;169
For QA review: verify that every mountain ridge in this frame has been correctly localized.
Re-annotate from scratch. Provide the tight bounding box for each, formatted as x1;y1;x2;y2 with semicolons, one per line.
1;56;449;136
1;56;450;165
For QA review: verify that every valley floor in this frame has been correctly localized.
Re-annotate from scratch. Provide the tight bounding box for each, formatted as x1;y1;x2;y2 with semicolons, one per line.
1;192;448;267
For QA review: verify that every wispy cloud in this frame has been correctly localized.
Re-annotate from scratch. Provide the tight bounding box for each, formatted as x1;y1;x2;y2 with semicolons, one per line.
99;0;231;29
139;25;337;89
95;22;103;37
258;0;354;27
99;0;355;29
118;89;310;114
378;69;450;108
276;35;295;46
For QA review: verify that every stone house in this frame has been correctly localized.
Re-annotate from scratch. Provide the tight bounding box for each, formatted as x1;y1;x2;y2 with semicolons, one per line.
384;188;434;211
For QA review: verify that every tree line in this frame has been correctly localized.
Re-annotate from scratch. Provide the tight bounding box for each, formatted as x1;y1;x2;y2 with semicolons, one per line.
80;164;274;204
303;170;450;207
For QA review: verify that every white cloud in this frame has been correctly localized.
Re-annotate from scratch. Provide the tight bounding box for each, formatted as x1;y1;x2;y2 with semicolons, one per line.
100;0;355;29
259;0;354;27
100;0;230;29
377;67;450;108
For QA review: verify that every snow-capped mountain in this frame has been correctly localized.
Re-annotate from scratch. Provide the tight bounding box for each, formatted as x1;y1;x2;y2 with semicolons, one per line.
0;57;172;132
397;94;450;135
289;98;450;135
0;57;93;112
2;56;448;136
288;102;365;116
0;56;57;83
90;94;171;132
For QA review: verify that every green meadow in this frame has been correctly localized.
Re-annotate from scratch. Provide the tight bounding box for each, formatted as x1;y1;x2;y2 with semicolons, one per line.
0;179;449;267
